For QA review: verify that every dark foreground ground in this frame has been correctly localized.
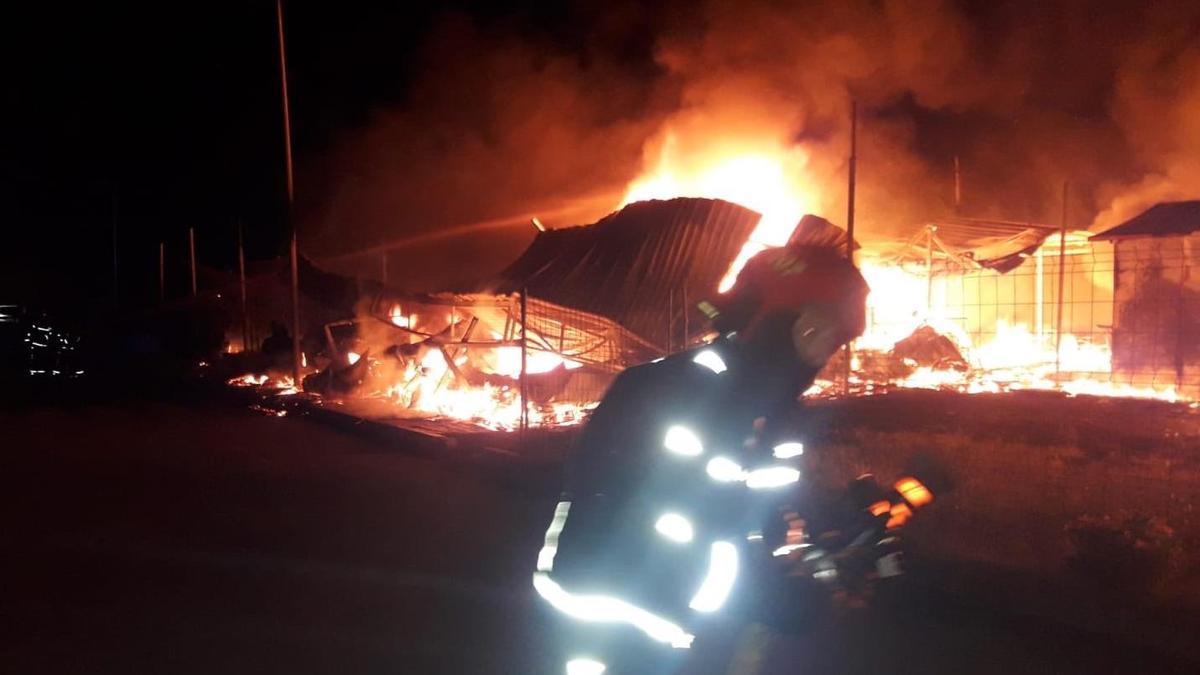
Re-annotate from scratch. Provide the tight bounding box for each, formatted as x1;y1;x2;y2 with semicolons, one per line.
3;398;1198;674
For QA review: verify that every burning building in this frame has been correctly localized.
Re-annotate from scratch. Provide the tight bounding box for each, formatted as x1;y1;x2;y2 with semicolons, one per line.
1093;201;1200;398
843;202;1198;401
271;197;775;430
227;175;1198;430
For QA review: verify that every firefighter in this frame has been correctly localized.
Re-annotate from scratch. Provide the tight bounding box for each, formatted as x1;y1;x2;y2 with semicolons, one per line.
534;215;869;675
680;213;870;455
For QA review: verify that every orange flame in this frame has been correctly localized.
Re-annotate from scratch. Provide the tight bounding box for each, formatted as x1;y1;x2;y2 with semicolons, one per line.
621;136;1190;405
848;259;1189;403
389;304;411;328
621;135;817;292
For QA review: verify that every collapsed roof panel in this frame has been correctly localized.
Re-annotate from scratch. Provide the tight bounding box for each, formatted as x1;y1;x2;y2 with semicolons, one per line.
1092;201;1200;240
480;197;763;349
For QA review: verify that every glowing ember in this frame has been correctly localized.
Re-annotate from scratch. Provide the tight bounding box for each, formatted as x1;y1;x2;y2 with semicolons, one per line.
227;372;297;395
376;345;592;430
491;347;583;377
389;304;413;328
228;373;268;387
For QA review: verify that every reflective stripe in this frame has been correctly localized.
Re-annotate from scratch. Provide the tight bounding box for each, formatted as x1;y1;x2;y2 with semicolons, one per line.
705;456;746;482
566;658;607;675
536;501;572;572
689;541;739;612
692;349;727;374
745;466;801;489
654;513;694;543
533;573;695;649
772;442;804;459
772;544;804;557
663;425;703;457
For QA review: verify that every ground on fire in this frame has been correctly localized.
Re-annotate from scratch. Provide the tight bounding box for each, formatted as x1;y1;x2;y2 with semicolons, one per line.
2;386;1197;674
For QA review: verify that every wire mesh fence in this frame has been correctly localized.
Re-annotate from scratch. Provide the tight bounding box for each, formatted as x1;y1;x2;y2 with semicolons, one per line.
863;234;1197;399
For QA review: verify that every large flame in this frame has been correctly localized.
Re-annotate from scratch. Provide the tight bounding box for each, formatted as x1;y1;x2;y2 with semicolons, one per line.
227;139;1194;427
620;135;1191;405
621;134;817;292
849;259;1188;403
378;339;589;430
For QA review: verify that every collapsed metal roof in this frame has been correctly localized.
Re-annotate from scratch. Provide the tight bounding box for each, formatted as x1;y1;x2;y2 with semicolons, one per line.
480;197;763;349
874;217;1064;273
1092;201;1200;240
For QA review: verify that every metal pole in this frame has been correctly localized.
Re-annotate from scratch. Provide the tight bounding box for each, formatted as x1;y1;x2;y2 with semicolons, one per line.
682;285;688;348
843;101;858;393
238;221;249;353
846;101;857;266
926;226;936;315
520;288;528;432
158;242;165;302
667;289;674;355
111;192;119;305
953;155;962;214
1054;181;1069;380
1035;245;1044;341
188;227;197;297
277;0;302;387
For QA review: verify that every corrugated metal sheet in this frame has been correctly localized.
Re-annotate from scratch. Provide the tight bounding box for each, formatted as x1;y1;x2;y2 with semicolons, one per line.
1093;201;1200;240
480;198;763;349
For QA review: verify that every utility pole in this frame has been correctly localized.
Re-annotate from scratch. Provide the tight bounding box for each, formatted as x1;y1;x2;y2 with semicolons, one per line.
158;242;165;302
238;221;250;352
1054;181;1069;380
277;0;303;386
189;227;197;296
846;101;857;265
520;288;528;432
953;155;962;214
843;101;858;393
926;225;937;314
111;192;119;305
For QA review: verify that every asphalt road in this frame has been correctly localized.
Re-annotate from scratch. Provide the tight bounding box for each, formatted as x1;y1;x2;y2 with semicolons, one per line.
2;400;1196;674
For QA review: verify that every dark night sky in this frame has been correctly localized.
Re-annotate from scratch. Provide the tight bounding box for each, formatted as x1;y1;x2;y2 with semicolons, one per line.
0;2;514;308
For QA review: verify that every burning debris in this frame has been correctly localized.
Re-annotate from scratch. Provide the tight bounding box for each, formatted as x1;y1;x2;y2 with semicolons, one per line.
226;192;1196;433
235;292;641;431
226;198;771;431
891;325;969;372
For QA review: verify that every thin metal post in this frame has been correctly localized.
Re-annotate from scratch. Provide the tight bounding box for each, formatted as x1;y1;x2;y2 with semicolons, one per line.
844;101;858;393
953;155;962;213
846;101;857;266
111;193;119;305
682;285;688;347
158;242;165;302
277;0;302;387
667;289;674;355
1054;181;1069;379
238;221;249;353
926;225;936;314
520;288;529;432
1174;238;1191;387
1035;245;1044;341
188;227;197;296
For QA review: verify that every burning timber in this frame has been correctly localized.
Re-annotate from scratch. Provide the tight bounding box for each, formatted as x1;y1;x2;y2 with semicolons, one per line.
294;292;663;430
222;198;1197;433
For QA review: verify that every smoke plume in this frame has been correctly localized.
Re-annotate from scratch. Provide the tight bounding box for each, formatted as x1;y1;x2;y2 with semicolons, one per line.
304;0;1200;261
